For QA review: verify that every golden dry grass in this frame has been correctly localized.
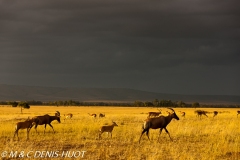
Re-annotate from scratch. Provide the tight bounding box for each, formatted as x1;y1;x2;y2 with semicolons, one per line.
0;106;240;160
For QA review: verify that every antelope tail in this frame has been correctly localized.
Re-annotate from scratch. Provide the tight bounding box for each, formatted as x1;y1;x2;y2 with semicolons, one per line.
143;121;151;130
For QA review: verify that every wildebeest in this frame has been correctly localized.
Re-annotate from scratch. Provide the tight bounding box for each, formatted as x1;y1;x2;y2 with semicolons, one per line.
139;108;179;143
32;111;61;133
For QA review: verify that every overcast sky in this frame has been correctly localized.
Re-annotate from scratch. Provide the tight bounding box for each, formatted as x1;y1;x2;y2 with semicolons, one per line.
0;0;239;95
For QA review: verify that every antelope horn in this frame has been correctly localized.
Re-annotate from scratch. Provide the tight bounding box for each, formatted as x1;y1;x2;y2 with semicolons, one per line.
56;111;60;116
168;108;175;113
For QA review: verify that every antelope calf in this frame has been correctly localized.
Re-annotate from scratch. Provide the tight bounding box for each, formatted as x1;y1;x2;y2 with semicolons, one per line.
13;118;35;140
99;121;118;139
64;113;73;121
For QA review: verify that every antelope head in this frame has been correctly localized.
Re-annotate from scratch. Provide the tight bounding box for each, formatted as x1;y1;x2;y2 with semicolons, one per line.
168;108;179;120
55;111;60;117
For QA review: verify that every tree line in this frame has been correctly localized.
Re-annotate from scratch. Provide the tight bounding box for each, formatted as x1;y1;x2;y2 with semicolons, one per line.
0;99;239;108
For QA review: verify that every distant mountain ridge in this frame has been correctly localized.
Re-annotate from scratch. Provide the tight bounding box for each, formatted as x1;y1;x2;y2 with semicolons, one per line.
0;84;240;104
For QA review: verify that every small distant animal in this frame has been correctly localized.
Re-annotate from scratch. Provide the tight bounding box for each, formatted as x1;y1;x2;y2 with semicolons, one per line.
148;109;162;118
237;111;240;117
13;117;35;140
179;111;186;118
99;121;118;139
88;113;97;118
213;111;218;118
148;112;161;118
195;110;208;119
99;113;105;118
64;113;73;121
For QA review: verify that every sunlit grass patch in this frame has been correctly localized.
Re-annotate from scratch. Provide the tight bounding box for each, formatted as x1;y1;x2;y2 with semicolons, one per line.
0;106;239;159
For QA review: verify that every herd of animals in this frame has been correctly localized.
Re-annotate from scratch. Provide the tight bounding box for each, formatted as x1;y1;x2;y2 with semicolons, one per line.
13;112;106;140
13;109;240;143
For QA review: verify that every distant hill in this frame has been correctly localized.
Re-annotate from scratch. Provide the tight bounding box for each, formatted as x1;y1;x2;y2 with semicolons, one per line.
0;84;240;104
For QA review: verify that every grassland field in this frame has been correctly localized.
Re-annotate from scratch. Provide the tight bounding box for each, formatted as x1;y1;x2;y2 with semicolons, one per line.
0;106;239;160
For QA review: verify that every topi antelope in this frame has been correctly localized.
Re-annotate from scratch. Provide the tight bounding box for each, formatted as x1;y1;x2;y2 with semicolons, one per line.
13;118;35;140
64;113;73;121
213;111;218;118
32;112;61;133
99;113;105;118
195;110;208;119
88;113;97;118
139;108;179;143
237;111;240;117
99;121;118;139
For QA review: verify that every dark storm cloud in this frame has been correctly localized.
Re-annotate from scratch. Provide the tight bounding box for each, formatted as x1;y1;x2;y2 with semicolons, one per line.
0;0;240;95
